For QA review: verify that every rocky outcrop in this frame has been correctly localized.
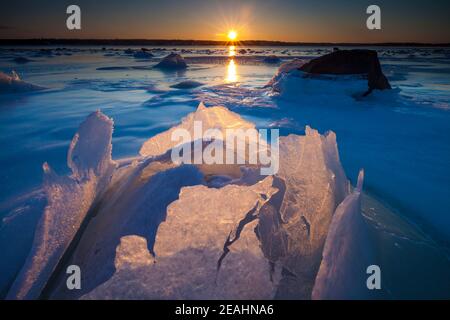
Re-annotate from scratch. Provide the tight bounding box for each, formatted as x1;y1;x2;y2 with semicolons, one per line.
154;53;187;70
299;49;391;95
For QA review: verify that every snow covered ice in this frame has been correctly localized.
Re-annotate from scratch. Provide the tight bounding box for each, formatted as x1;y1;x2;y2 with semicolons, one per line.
1;45;450;299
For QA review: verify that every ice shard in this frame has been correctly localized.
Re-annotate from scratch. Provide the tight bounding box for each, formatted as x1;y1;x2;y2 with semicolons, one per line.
267;128;351;298
139;102;255;157
312;170;377;299
7;111;116;300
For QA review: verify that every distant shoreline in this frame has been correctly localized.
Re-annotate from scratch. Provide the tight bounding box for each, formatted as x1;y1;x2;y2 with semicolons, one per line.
0;39;449;47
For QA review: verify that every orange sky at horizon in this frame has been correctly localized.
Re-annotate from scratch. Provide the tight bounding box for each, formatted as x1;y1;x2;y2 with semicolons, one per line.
0;0;449;43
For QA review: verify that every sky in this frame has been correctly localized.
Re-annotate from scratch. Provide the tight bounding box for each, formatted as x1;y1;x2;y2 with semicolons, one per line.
1;0;449;43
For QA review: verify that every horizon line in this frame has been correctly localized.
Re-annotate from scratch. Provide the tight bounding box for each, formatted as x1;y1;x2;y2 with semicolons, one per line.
0;38;449;47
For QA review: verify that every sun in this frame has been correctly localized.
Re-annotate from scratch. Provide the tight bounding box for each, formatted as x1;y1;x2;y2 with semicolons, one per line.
227;30;237;41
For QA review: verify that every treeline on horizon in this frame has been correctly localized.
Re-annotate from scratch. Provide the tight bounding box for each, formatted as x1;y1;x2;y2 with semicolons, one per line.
0;39;449;47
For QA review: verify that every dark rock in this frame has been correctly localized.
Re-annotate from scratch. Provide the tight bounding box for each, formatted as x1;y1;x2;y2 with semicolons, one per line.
13;57;32;64
133;50;153;59
299;49;391;95
38;49;53;56
170;80;203;89
263;55;281;64
154;53;187;70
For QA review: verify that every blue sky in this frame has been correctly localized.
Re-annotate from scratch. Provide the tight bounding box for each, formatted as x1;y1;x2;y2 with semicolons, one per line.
1;0;449;42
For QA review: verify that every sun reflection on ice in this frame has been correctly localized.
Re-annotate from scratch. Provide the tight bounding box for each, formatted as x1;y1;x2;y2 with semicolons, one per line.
226;45;238;83
228;45;236;57
226;59;238;83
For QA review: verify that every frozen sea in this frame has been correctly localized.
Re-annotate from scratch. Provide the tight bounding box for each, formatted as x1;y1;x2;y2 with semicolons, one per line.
0;45;449;298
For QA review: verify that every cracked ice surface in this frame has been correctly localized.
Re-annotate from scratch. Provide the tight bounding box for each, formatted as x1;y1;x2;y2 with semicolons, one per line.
83;176;281;299
7;111;116;300
271;128;350;298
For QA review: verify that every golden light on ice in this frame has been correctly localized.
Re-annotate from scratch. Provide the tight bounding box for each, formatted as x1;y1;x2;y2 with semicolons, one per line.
228;45;236;57
227;30;237;41
226;59;238;83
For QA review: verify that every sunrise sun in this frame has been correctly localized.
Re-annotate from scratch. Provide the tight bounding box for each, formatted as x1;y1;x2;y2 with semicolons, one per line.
227;30;237;41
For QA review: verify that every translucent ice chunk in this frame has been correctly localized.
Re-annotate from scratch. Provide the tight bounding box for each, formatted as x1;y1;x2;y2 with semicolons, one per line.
312;170;377;299
82;176;281;299
7;111;116;300
270;127;350;298
139;102;255;157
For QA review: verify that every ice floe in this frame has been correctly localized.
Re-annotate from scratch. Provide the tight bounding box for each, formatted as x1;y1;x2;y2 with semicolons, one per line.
0;71;44;94
154;53;188;70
